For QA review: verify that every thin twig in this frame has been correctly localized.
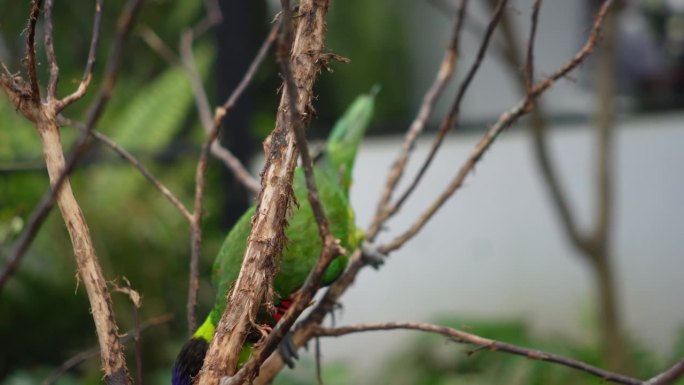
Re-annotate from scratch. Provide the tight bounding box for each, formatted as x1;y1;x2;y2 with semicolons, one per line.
388;0;507;221
58;116;194;222
182;24;220;333
42;314;174;385
55;0;103;111
144;21;272;195
209;19;281;193
187;127;216;333
368;0;469;238
193;0;223;37
180;29;214;133
524;0;542;91
315;337;323;385
44;0;59;100
314;322;642;385
137;27;181;65
25;0;42;103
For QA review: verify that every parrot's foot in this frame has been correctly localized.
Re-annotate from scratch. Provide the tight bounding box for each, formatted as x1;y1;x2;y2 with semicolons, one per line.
278;331;299;369
361;241;386;269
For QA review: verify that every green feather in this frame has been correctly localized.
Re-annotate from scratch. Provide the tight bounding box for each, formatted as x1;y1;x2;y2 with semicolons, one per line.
203;88;376;330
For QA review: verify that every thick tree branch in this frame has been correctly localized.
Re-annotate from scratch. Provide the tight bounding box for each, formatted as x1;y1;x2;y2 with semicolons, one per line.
36;116;131;385
196;1;332;383
183;18;279;333
0;0;144;293
0;0;143;295
221;5;346;382
0;1;145;383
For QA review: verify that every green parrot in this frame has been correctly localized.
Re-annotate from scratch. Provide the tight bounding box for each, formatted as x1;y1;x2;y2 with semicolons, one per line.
172;89;376;385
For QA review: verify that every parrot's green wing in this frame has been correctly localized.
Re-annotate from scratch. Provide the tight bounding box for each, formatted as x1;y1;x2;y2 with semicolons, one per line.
173;88;375;385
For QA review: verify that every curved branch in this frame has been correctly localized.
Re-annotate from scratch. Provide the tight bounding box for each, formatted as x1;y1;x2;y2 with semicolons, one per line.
55;0;103;110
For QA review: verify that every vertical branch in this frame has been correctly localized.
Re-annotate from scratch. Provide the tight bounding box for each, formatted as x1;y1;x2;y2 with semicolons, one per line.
44;0;59;100
491;0;591;251
490;0;624;370
37;118;131;384
0;1;145;383
196;1;332;383
188;127;217;333
224;11;347;380
524;0;541;91
182;18;279;334
26;0;42;103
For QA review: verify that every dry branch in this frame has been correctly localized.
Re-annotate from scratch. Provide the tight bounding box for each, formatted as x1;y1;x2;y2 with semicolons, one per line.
314;322;642;385
184;17;279;333
221;4;346;382
196;1;333;383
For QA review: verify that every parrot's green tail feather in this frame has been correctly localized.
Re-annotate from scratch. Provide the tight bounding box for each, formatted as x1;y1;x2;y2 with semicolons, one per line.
325;86;378;192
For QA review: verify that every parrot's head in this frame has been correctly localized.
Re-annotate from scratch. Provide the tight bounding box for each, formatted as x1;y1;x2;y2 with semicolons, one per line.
172;337;209;385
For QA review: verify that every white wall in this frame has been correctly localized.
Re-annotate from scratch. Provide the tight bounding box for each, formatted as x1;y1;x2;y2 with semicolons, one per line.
303;113;684;381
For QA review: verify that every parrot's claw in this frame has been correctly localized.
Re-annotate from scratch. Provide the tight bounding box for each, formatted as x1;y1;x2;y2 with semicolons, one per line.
361;241;386;269
278;331;299;369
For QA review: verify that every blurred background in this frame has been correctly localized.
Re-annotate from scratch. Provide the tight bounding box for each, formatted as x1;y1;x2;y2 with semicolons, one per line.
1;0;684;384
